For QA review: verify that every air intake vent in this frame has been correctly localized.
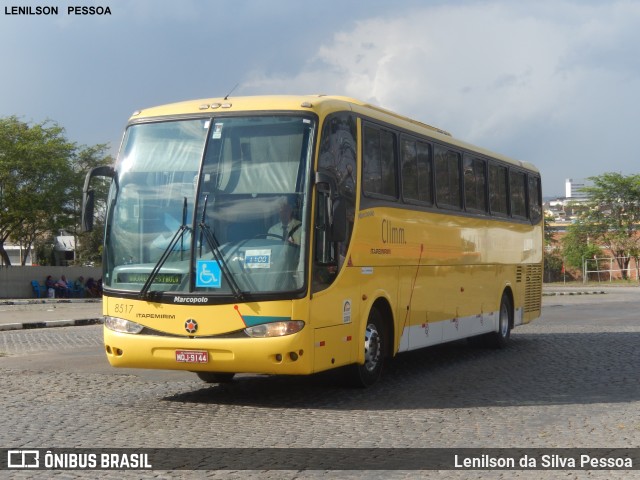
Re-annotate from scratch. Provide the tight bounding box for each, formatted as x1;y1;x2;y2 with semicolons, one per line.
524;264;543;313
516;266;524;283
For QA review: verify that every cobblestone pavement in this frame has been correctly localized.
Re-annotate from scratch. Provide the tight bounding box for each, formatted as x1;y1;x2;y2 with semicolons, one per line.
0;289;639;479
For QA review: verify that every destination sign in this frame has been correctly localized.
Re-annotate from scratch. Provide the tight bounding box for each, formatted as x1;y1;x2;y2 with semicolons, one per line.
117;273;182;284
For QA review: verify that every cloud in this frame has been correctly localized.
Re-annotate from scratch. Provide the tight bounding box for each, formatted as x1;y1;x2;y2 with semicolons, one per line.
245;3;570;131
4;0;640;196
244;1;640;194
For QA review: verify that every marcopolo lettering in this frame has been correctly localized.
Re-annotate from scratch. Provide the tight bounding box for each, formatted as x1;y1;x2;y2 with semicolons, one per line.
173;296;209;304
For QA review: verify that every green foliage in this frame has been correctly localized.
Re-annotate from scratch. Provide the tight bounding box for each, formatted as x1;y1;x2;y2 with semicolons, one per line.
543;249;565;282
561;221;601;269
543;214;556;247
0;116;112;266
565;172;640;278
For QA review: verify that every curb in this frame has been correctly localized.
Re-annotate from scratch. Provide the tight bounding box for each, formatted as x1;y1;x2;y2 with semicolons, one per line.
542;291;606;296
0;317;103;332
0;299;101;306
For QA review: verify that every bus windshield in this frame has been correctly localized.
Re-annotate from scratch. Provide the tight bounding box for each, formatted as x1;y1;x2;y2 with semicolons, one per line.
104;115;314;298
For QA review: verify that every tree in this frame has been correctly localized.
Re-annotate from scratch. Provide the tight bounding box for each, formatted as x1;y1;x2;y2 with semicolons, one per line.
0;117;113;266
543;213;556;247
561;220;601;270
544;214;565;282
573;172;640;279
0;117;75;265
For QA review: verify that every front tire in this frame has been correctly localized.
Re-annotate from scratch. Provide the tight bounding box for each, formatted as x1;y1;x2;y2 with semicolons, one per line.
348;309;386;387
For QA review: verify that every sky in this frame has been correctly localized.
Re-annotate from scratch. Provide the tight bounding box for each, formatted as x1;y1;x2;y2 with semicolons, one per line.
2;0;640;197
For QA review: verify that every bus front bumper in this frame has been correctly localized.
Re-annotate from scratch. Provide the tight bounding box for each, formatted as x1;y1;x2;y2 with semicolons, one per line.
103;327;313;375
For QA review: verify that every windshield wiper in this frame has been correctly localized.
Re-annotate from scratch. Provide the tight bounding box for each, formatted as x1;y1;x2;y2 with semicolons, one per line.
139;197;190;300
198;194;245;301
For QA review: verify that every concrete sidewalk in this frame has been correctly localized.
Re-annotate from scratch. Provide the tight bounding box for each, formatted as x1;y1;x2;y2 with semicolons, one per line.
0;298;103;331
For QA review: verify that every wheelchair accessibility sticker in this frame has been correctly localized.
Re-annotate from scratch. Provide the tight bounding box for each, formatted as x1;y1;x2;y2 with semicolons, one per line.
196;260;222;288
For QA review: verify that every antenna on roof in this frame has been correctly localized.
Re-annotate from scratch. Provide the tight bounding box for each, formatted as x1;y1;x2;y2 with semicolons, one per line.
224;83;240;100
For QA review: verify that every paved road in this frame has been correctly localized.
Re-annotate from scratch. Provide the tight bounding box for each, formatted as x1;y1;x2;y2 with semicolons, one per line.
0;299;102;330
0;287;638;479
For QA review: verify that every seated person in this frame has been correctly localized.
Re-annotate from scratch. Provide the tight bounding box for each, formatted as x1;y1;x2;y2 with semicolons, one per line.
55;275;70;298
45;275;56;298
85;277;99;298
268;199;301;245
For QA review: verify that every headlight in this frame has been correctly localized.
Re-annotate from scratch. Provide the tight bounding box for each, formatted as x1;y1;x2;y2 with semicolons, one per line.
244;321;305;338
104;316;144;334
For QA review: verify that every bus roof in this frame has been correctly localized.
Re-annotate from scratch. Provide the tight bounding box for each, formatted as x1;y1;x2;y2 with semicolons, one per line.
130;95;538;173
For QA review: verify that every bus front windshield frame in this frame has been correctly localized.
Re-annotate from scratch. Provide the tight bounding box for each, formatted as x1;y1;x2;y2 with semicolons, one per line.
104;114;315;299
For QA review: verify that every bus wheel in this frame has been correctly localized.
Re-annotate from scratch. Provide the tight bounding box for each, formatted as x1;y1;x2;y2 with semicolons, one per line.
486;293;512;348
196;372;235;384
348;309;386;387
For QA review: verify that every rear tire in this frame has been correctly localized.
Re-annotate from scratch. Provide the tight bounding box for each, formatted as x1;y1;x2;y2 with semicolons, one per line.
485;293;512;348
347;309;386;387
196;372;235;384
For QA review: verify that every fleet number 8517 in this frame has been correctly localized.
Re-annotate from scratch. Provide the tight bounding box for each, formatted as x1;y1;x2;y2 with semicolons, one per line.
113;303;133;314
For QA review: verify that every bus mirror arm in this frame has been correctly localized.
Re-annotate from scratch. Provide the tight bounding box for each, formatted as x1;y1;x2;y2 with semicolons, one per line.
331;197;347;243
82;165;114;232
314;171;347;243
82;190;95;233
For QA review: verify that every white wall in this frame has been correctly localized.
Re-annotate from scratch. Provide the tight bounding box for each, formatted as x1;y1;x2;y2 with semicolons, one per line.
0;266;102;299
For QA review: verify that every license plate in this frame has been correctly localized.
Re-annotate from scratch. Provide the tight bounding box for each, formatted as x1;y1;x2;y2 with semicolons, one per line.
175;350;209;363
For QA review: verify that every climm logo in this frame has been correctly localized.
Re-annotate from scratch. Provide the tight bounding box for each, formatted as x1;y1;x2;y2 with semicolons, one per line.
381;219;406;244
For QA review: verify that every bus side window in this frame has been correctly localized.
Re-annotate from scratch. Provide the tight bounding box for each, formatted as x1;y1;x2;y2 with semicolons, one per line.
528;175;542;224
464;156;487;213
489;163;508;216
401;137;433;205
510;170;527;219
363;124;398;199
434;146;461;209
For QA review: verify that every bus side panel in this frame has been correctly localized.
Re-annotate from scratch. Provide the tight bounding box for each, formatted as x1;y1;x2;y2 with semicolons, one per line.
397;265;443;351
309;266;361;371
312;324;357;373
397;264;504;351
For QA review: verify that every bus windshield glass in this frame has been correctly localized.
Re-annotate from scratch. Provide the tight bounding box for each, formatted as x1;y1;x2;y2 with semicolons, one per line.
104;115;314;297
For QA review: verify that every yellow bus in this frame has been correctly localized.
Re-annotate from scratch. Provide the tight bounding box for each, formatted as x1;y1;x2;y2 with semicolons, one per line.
83;95;543;387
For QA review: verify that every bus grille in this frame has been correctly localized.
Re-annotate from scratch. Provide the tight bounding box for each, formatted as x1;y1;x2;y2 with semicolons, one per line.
524;264;543;313
516;266;523;283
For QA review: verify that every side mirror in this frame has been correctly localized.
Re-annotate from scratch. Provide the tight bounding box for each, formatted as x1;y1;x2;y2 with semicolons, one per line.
82;165;114;232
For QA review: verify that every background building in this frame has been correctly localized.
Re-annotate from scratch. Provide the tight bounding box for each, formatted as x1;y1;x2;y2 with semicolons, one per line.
0;244;33;266
565;178;590;201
